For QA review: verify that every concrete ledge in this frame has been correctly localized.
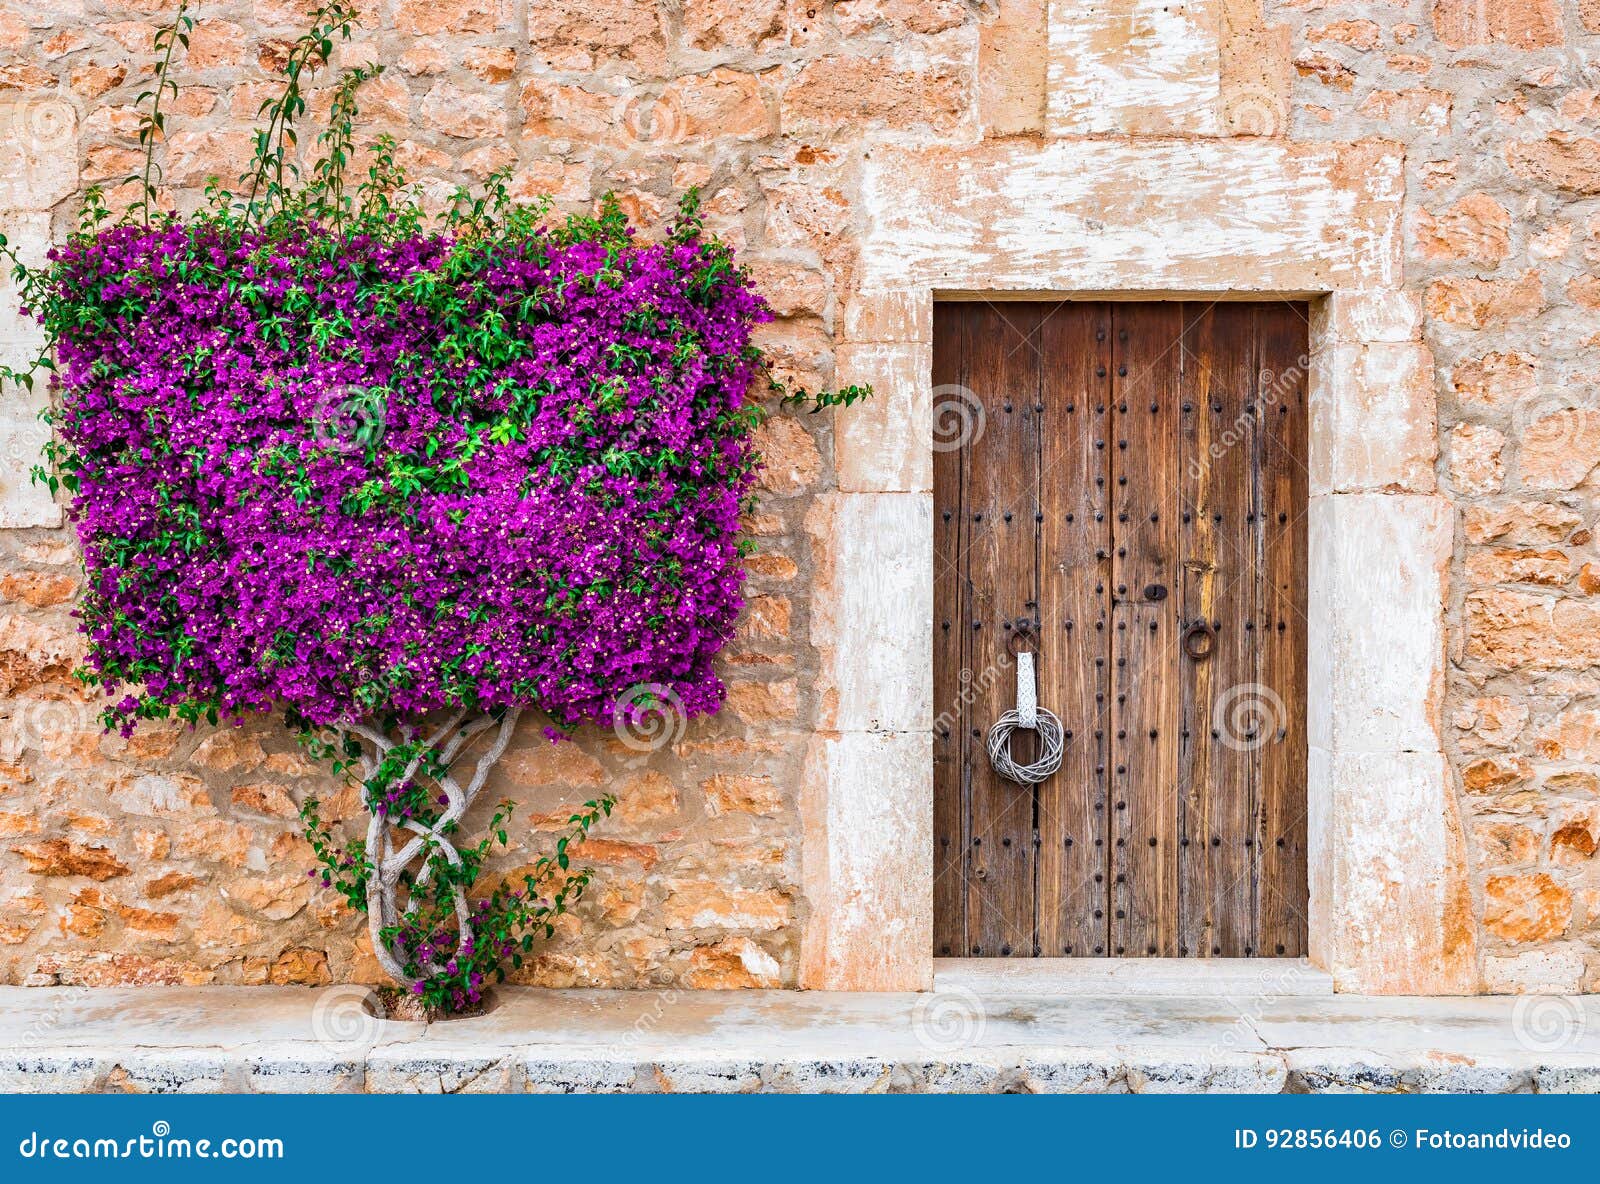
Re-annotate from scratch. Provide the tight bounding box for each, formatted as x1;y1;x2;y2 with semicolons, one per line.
1;986;1597;1094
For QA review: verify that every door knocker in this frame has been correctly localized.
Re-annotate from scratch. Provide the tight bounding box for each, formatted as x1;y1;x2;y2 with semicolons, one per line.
986;621;1065;785
1182;619;1217;661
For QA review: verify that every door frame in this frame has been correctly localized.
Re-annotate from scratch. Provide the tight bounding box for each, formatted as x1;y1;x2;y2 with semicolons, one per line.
799;138;1477;995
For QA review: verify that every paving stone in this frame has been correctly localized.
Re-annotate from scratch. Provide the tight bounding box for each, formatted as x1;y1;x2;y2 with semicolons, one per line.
364;1049;518;1094
244;1046;364;1094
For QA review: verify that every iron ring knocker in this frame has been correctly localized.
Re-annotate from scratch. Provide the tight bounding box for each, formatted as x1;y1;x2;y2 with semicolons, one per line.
987;619;1065;786
1182;619;1217;661
1006;619;1037;658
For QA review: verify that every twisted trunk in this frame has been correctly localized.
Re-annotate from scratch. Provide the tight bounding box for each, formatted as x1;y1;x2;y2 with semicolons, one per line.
346;708;522;989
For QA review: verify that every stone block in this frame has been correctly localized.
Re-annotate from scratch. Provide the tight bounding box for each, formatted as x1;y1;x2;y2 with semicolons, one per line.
364;1049;518;1093
1123;1049;1288;1093
0;212;59;529
1312;748;1477;994
843;288;931;344
859;140;1403;293
1313;289;1421;345
806;492;932;732
522;1054;638;1093
1482;945;1587;994
0;100;78;210
834;343;932;493
980;0;1048;136
1308;343;1437;494
1046;0;1222;136
244;1047;363;1093
1307;494;1448;754
800;730;932;990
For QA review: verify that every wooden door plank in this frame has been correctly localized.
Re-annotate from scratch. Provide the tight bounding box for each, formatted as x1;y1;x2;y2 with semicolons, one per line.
932;305;968;957
1177;304;1259;957
1109;303;1184;957
1035;303;1113;956
1255;302;1310;957
1176;305;1217;958
960;301;1044;957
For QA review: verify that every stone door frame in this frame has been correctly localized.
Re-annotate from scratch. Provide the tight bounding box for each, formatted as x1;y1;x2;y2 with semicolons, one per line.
799;138;1477;994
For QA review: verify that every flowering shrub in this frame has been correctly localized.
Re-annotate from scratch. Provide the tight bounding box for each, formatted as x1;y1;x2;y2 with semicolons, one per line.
37;194;766;737
2;3;865;1013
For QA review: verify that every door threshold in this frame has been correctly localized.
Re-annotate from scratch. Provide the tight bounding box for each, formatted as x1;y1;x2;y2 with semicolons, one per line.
933;957;1334;998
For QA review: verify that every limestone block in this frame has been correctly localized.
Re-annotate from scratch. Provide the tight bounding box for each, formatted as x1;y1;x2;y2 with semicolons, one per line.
0;211;59;528
0;389;59;528
763;1056;897;1093
0;99;78;210
980;0;1048;136
244;1048;363;1093
1466;590;1600;671
806;491;932;732
364;1049;518;1093
1536;1062;1600;1093
1307;494;1448;754
1286;1048;1532;1093
522;1054;638;1093
1481;944;1587;994
843;287;931;344
1312;748;1477;994
649;1055;765;1093
1308;343;1438;494
834;343;932;493
1312;288;1422;345
1123;1049;1288;1093
859;139;1403;294
0;1052;102;1092
1016;1050;1120;1093
1046;0;1223;136
800;729;932;990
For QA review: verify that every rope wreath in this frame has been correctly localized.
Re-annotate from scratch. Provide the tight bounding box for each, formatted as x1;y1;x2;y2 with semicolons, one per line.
986;648;1065;785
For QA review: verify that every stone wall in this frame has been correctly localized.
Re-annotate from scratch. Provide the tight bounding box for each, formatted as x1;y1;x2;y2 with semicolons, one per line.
0;0;1596;993
1273;0;1600;993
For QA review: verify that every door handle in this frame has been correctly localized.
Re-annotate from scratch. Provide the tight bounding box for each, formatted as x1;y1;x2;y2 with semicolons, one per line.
1182;620;1216;661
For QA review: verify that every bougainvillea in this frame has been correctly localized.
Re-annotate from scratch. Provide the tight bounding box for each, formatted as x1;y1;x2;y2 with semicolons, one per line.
1;2;865;1013
40;199;767;737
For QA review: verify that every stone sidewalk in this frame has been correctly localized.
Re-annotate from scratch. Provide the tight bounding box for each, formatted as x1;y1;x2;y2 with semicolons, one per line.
2;986;1598;1094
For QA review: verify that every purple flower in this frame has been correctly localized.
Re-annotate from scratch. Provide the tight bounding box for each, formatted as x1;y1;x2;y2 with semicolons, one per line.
41;217;765;745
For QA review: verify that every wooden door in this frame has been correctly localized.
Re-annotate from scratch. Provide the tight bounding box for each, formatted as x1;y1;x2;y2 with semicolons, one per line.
932;301;1308;959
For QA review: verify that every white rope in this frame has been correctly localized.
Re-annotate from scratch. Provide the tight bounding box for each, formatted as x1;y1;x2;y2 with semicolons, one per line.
1015;651;1038;729
986;645;1064;785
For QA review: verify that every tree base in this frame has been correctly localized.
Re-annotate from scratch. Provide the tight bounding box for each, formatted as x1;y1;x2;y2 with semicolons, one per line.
373;985;496;1023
